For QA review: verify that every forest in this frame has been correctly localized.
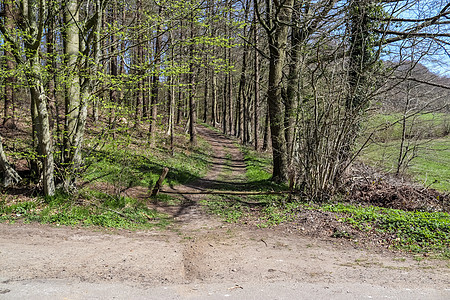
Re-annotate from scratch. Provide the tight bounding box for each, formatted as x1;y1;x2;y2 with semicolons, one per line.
0;0;449;201
2;2;450;294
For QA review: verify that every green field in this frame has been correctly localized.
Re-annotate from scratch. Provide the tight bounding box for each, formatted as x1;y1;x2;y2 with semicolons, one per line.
364;112;449;142
360;112;450;192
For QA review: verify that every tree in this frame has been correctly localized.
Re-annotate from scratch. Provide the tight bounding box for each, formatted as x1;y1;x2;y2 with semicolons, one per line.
0;134;21;187
149;5;163;144
253;8;260;151
23;0;55;196
62;0;81;168
188;1;197;145
256;0;294;183
2;0;16;129
236;0;250;142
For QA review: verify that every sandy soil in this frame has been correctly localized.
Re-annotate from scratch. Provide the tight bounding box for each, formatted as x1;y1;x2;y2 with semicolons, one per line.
0;125;449;299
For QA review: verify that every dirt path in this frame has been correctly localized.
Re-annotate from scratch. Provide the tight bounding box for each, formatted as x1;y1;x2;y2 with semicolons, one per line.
0;126;449;299
156;125;247;228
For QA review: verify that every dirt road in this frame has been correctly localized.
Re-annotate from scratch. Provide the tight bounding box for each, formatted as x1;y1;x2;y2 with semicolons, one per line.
1;126;449;299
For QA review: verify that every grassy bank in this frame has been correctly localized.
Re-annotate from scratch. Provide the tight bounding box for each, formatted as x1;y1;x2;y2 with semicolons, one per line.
0;127;212;229
0;192;171;229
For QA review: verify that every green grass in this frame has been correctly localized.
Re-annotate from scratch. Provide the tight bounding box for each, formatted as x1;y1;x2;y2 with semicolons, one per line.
241;146;272;182
240;146;286;191
364;112;449;142
83;130;212;189
205;144;449;258
254;202;299;228
1;126;212;230
203;145;287;223
318;203;450;258
0;191;171;229
360;138;450;191
360;112;450;191
204;196;250;223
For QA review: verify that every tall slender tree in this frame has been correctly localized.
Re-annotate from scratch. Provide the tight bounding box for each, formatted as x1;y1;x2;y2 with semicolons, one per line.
2;0;16;129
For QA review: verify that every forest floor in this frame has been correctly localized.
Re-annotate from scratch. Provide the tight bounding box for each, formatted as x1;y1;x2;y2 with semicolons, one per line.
0;125;449;299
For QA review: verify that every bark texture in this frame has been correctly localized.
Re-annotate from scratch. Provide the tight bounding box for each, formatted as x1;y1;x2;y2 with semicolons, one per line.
0;135;21;187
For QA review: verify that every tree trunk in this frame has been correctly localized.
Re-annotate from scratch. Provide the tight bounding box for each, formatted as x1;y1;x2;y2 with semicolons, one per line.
211;70;217;126
3;0;16;129
265;0;294;183
135;48;143;123
30;89;40;178
63;0;81;165
188;11;197;145
176;75;182;125
253;11;260;151
46;3;57;132
222;72;228;133
347;0;371;111
284;26;302;163
68;0;104;185
228;57;233;135
0;135;21;187
93;3;104;123
29;56;56;196
149;5;163;144
108;4;118;127
262;108;269;151
203;68;208;123
21;0;56;196
396;82;412;175
135;0;144;123
237;1;249;141
167;27;175;155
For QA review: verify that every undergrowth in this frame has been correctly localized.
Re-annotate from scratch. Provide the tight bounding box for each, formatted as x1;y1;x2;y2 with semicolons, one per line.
0;191;171;229
206;144;450;258
1;127;212;230
360;139;450;191
318;203;450;258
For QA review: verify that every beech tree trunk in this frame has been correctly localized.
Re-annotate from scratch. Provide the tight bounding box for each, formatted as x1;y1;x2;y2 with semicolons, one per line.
0;135;21;187
29;57;56;196
63;0;81;165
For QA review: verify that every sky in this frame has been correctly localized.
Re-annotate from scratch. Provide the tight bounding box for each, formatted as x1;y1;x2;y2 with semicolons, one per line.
381;0;450;78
